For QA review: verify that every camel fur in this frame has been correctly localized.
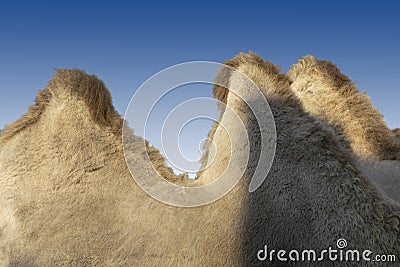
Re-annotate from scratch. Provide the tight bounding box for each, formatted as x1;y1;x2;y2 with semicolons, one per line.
1;57;400;266
287;56;400;161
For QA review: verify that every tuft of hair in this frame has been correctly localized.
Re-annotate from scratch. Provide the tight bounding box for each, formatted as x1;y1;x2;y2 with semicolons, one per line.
146;142;189;185
287;56;354;94
287;56;400;160
0;69;123;142
213;52;299;104
213;52;265;105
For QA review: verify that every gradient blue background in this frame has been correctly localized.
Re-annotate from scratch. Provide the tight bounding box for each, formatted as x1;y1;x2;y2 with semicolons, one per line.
1;1;399;174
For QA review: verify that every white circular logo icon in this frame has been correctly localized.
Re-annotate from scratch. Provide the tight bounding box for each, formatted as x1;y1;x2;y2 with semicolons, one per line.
123;61;276;207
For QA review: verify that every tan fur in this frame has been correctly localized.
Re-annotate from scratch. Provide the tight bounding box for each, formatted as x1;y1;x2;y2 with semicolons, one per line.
199;52;265;172
1;58;400;266
146;142;189;184
212;51;266;105
394;128;400;139
0;70;182;185
200;52;290;173
287;56;400;160
0;69;122;143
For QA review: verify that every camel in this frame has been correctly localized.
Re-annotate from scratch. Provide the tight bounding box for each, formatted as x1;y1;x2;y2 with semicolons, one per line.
1;55;400;266
286;56;400;161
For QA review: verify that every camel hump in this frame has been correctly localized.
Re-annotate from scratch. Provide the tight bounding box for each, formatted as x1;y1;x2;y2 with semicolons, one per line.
213;52;265;104
287;55;354;94
213;52;296;106
286;55;317;81
0;69;121;142
287;56;400;160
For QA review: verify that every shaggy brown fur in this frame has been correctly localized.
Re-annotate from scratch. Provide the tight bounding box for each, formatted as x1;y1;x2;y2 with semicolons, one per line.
146;143;189;184
0;69;122;142
287;56;400;160
394;128;400;139
357;159;400;202
212;51;266;106
1;59;400;266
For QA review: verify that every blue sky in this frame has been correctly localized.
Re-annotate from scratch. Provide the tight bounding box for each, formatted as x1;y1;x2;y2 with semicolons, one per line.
0;1;399;174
